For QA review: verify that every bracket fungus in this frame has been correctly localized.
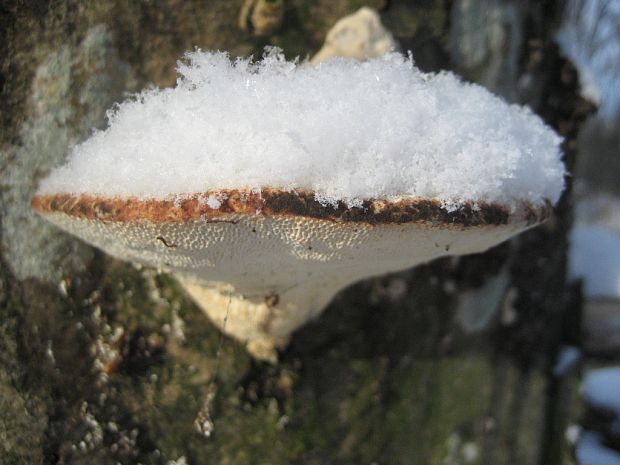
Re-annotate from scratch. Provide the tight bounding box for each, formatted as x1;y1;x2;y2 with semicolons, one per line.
33;49;564;361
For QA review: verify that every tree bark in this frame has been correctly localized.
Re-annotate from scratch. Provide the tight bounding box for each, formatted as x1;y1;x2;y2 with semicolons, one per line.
0;1;594;464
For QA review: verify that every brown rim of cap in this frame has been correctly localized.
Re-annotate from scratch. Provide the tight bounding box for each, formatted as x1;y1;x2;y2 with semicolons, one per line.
32;189;553;228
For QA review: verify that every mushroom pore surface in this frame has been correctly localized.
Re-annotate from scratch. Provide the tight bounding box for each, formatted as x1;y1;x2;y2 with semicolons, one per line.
33;189;551;361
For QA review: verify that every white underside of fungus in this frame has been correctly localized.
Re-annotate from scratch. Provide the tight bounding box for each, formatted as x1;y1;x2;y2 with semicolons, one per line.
34;49;564;361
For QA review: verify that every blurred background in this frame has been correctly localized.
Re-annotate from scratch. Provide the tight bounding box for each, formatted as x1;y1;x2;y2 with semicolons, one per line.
558;2;620;465
1;1;620;464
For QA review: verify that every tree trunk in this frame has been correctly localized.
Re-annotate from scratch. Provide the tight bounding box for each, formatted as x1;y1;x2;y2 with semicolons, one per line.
0;1;594;464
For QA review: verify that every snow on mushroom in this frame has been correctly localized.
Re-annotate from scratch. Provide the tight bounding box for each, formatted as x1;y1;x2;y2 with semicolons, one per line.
32;49;564;361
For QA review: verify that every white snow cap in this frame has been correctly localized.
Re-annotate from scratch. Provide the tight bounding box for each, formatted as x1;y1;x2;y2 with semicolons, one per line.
38;48;565;209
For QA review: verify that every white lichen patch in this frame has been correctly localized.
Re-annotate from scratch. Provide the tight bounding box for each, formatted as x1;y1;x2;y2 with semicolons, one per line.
1;24;134;281
38;48;564;210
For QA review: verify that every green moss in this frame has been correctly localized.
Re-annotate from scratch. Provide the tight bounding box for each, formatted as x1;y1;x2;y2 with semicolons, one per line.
0;316;46;465
0;383;46;465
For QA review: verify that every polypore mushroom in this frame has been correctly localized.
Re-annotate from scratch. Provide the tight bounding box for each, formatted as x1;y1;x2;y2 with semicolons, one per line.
33;49;564;361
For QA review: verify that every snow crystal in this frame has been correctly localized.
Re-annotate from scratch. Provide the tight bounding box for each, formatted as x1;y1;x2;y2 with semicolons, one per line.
38;48;565;208
205;194;222;210
583;367;620;414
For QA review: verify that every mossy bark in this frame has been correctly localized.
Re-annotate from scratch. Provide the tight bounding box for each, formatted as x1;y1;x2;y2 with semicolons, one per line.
0;1;592;464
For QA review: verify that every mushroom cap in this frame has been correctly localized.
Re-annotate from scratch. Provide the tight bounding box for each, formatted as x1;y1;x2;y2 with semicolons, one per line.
32;188;551;295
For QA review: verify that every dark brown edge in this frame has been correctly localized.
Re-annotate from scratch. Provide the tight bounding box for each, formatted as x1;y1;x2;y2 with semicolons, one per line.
32;189;553;227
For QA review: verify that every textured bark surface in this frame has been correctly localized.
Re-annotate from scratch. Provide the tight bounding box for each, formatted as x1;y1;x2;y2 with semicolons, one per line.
0;1;593;464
